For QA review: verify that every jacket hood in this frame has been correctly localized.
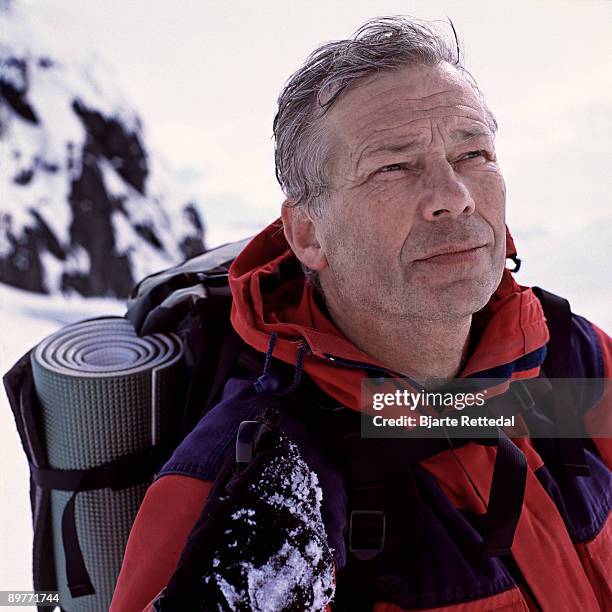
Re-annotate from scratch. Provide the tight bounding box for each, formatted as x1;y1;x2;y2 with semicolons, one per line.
229;218;549;410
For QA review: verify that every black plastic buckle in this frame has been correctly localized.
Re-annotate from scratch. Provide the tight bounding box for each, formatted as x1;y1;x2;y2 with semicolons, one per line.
511;381;535;412
236;420;272;463
349;510;386;561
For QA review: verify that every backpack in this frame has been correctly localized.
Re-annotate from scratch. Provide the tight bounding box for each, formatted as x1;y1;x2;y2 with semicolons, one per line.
2;236;590;611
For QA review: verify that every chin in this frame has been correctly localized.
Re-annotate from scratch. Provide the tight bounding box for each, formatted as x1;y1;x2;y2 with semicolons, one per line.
415;279;496;319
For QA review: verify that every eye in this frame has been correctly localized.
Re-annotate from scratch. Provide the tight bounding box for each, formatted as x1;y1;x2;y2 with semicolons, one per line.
378;163;407;173
458;150;486;162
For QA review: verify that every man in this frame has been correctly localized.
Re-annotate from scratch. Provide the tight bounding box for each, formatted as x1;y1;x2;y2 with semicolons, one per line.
111;16;611;611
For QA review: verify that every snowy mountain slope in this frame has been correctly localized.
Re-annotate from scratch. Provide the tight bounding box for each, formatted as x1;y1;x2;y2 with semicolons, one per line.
0;0;205;298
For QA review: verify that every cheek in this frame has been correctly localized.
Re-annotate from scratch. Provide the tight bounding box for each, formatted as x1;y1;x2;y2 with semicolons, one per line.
347;180;420;224
323;184;415;265
468;174;506;227
354;183;419;251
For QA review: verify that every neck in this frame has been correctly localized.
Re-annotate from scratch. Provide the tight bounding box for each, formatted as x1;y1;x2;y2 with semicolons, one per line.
323;294;473;388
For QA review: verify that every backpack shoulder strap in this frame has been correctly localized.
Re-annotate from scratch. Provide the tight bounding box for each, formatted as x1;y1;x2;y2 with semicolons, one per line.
530;286;590;475
531;286;572;378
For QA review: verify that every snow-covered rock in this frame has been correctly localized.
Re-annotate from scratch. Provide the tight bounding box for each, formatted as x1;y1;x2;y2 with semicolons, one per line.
0;0;205;298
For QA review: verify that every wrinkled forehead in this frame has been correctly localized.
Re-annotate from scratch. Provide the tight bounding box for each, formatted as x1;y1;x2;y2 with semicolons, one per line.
324;63;491;153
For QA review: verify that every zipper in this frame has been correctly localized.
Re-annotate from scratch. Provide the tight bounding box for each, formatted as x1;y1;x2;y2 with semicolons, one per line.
317;351;510;395
318;352;428;392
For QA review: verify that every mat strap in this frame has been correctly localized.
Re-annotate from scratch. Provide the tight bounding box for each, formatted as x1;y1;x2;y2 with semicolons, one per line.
30;445;172;597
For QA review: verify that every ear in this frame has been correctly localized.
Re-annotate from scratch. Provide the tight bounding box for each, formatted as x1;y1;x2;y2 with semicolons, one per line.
281;202;328;272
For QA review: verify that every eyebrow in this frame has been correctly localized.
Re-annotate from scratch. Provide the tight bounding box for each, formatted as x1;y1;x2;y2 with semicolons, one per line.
449;126;490;143
358;140;423;165
356;126;490;168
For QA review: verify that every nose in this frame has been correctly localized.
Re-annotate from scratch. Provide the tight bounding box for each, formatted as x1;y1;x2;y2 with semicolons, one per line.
418;162;476;220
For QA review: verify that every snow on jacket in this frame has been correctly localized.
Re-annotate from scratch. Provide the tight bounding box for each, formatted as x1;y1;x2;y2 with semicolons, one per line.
111;218;612;611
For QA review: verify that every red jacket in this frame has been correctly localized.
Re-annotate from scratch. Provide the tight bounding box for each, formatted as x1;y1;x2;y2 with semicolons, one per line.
112;219;611;611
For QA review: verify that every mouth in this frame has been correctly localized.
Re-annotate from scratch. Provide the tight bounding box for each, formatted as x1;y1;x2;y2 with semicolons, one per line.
414;244;487;265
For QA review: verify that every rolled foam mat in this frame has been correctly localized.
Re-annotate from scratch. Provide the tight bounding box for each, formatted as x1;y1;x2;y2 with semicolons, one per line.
30;316;184;611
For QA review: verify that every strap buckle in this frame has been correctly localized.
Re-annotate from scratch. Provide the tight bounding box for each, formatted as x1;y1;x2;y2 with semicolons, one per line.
349;510;386;561
235;420;272;463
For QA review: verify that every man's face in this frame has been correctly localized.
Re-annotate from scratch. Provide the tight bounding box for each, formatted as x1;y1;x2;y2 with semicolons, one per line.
311;62;507;322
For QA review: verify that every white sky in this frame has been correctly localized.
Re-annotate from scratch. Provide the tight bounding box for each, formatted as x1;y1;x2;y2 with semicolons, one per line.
24;0;612;240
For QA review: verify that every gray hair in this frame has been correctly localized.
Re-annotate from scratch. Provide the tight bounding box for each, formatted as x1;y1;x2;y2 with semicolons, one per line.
273;15;498;291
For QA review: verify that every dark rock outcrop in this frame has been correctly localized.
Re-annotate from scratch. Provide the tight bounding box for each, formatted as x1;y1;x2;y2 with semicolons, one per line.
0;3;206;298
